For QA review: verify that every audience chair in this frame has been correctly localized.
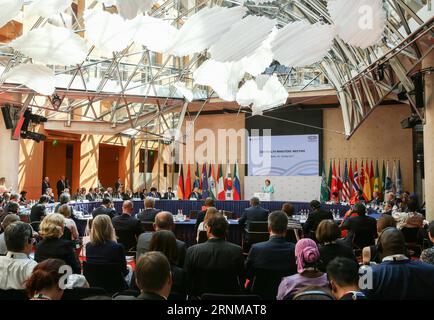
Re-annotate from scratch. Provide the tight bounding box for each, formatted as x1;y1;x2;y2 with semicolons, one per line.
291;290;335;300
402;227;423;257
248;268;293;300
187;268;243;297
0;289;27;300
286;228;302;243
82;261;128;294
201;293;261;300
30;221;41;233
62;287;109;300
242;221;269;253
141;221;154;232
198;230;208;244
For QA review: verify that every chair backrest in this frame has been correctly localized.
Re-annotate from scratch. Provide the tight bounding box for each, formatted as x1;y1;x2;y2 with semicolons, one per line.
82;261;128;294
248;221;269;232
189;210;198;219
188;268;242;297
61;287;109;300
352;230;376;249
286;228;302;243
201;293;261;300
198;231;208;244
401;227;419;243
141;222;154;232
30;221;41;233
292;290;335;300
250;268;293;300
0;289;27;300
115;230;137;251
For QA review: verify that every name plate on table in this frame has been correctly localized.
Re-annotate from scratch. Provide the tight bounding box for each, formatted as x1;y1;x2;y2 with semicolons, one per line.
254;192;271;201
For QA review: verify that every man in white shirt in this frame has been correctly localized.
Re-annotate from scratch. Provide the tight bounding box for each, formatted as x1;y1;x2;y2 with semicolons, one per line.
0;221;37;290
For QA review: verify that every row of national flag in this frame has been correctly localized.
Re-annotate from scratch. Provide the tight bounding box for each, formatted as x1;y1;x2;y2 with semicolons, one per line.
320;159;403;203
177;163;242;200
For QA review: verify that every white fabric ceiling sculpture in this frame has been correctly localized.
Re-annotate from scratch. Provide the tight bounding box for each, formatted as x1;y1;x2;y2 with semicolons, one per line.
129;15;178;53
167;6;247;57
327;0;386;49
271;21;336;67
173;82;193;102
9;24;88;65
26;0;73;18
193;59;245;102
236;75;288;115
84;9;135;53
4;64;55;95
208;15;276;62
116;0;156;20
0;0;23;29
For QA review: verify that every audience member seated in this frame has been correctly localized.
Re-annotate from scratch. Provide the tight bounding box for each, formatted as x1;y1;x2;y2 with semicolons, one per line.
30;196;50;223
383;201;394;215
34;214;81;274
393;200;424;230
303;200;333;240
136;211;186;266
184;214;244;296
277;238;328;300
340;203;377;249
86;188;96;201
74;187;87;201
147;187;162;199
137;197;161;222
25;259;66;300
115;252;172;300
362;214;397;265
195;197;215;229
0;221;37;289
238;197;269;231
121;188;133;201
163;187;176;200
282;203;302;234
420;221;434;265
112;200;142;251
58;204;79;241
149;230;186;295
3;193;20;215
92;198;116;219
196;207;219;242
0;214;20;255
45;188;55;203
339;203;363;238
362;227;434;299
86;215;130;279
245;211;297;286
54;193;74;215
316;220;356;272
327;257;367;300
19;191;28;206
189;187;202;200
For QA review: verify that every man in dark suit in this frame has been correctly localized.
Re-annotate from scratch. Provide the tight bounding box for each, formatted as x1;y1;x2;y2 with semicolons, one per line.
303;200;333;240
184;214;244;296
41;177;50;195
362;228;434;299
189;187;201;200
195;197;215;229
114;178;122;193
30;195;50;223
238;197;269;231
137;197;161;222
136;211;186;266
92;197;117;219
245;211;297;278
341;203;377;248
56;176;66;200
112;200;142;251
163;187;176;200
114;252;172;300
147;187;161;199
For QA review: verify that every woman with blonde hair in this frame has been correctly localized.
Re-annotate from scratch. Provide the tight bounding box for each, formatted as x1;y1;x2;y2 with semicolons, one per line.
58;204;79;240
85;214;130;279
196;207;219;242
35;213;81;274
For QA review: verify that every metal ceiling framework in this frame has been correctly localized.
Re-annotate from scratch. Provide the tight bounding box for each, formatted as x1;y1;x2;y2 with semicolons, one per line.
0;0;432;142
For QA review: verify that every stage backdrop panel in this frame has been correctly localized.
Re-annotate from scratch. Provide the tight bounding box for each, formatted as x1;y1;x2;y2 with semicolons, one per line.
244;176;321;202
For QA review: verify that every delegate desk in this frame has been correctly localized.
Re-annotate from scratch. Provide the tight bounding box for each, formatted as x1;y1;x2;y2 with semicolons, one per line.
68;200;380;247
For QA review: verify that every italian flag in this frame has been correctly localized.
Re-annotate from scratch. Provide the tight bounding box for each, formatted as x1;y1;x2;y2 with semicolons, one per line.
217;164;225;200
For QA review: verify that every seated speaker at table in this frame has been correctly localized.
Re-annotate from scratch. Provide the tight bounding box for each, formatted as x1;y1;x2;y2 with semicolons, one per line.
262;179;274;194
189;187;202;200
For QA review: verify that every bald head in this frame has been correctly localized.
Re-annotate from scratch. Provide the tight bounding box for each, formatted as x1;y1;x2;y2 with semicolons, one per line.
154;211;174;231
378;227;406;259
